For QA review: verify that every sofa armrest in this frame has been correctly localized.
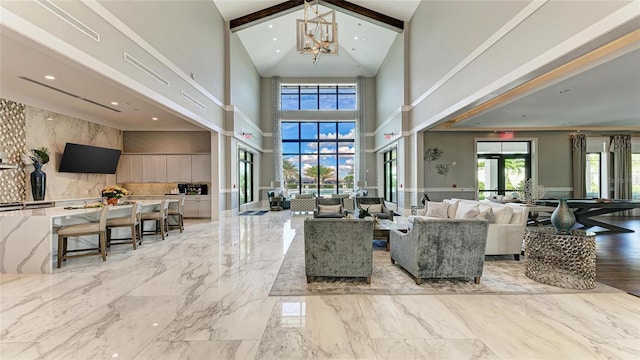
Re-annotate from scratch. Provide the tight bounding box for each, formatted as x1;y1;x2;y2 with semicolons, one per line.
390;228;417;271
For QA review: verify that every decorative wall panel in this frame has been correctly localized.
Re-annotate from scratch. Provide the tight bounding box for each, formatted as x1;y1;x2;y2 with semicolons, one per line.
25;106;123;201
0;99;27;203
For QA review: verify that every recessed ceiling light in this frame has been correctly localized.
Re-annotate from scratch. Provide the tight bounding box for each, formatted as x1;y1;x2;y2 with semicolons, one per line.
268;24;273;28
152;117;158;121
272;37;277;41
44;75;55;80
111;101;118;105
354;36;358;40
47;117;53;121
276;49;280;53
362;37;366;41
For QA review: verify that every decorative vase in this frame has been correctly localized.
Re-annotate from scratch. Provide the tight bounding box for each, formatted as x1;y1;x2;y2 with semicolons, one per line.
30;162;46;201
550;198;576;234
106;197;119;206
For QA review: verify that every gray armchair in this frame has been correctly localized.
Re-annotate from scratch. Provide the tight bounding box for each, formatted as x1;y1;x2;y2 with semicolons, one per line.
356;197;394;220
313;197;345;218
304;218;374;283
390;218;489;284
331;193;355;212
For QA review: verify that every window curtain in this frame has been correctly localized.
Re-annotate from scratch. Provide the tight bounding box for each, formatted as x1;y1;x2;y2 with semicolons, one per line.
609;134;632;199
355;76;365;186
570;134;587;198
272;76;282;184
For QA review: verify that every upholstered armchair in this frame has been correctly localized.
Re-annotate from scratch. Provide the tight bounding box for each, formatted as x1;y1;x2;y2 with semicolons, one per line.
290;193;316;214
304;218;374;283
390;218;489;284
314;197;345;218
356;197;394;220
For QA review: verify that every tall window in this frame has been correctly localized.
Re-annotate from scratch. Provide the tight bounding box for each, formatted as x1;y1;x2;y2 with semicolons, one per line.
633;153;640;200
477;141;531;199
383;148;397;203
282;121;355;196
586;153;601;198
239;149;253;204
281;84;356;110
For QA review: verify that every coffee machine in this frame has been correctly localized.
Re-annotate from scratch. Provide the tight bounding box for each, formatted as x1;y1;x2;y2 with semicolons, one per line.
178;183;208;195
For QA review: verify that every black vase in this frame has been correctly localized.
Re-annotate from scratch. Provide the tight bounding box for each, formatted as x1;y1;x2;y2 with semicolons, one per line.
31;162;46;201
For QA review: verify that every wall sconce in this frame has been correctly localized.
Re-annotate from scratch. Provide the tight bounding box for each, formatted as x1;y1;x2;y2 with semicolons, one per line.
242;132;252;139
384;132;394;140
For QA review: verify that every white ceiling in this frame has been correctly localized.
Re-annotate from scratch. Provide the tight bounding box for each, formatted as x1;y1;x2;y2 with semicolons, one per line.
224;1;419;77
1;1;638;133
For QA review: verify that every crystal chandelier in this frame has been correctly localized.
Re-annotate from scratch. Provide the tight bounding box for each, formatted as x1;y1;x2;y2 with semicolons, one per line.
296;0;338;66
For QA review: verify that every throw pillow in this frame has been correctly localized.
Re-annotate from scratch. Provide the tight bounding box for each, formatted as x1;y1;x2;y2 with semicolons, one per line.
364;204;382;213
455;201;478;219
319;204;341;213
425;201;449;218
461;206;480;219
492;206;514;224
444;199;459;218
475;208;495;223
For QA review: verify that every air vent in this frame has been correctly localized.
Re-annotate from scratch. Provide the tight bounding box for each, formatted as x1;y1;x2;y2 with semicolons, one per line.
36;0;100;42
124;52;169;87
18;76;121;113
180;90;206;110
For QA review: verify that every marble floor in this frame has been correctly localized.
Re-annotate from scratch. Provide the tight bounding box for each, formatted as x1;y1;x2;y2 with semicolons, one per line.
1;211;639;360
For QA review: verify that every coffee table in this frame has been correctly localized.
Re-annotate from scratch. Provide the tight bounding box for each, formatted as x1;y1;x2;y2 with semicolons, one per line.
373;219;408;251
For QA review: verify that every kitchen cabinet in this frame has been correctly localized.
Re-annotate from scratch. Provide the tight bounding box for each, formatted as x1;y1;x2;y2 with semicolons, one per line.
117;155;142;183
166;155;192;182
141;155;167;182
191;154;211;182
183;196;211;218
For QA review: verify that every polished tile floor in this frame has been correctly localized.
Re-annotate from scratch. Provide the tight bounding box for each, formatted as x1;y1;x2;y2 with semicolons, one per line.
1;211;639;359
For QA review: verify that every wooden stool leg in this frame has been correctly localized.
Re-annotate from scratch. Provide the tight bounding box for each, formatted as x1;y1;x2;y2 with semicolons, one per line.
99;232;107;262
131;224;137;250
57;235;64;268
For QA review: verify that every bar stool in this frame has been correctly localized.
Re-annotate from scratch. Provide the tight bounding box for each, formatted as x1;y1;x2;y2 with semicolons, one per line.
141;199;169;240
57;206;109;268
167;196;185;232
106;201;142;249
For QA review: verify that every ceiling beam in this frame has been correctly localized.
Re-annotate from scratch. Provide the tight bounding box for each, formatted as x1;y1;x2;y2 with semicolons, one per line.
230;1;305;32
230;0;404;33
321;0;403;32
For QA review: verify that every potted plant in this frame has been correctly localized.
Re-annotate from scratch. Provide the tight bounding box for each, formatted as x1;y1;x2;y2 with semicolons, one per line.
101;185;129;205
23;147;50;201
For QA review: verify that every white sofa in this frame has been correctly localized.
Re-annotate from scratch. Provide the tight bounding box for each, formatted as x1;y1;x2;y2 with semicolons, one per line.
409;198;529;260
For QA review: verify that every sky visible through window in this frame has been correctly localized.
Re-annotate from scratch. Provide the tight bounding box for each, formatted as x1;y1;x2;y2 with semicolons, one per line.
282;122;355;195
281;85;356;110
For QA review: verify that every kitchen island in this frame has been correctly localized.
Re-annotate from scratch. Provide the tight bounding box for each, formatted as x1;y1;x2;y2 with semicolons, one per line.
0;200;173;274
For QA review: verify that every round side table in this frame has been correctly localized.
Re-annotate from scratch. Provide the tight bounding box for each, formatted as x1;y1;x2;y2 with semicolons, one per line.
524;227;596;289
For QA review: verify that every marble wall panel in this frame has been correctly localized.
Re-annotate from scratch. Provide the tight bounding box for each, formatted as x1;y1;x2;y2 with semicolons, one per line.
25;106;123;200
0;99;27;203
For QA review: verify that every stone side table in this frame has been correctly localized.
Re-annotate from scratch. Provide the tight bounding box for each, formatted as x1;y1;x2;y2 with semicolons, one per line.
524;227;596;289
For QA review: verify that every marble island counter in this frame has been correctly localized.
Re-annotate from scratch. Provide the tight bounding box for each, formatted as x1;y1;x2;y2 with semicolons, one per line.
0;200;173;274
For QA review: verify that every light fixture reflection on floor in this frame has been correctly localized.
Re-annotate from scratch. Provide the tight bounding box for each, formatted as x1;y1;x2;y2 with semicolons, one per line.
296;0;338;66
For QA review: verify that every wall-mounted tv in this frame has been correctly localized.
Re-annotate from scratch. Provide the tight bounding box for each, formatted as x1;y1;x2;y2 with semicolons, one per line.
58;143;122;174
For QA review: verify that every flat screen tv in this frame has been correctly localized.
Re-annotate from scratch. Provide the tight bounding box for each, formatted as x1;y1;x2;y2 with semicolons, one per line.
58;143;121;174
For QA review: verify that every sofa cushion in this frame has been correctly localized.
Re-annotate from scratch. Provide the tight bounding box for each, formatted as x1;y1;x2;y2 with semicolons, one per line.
475;208;495;223
426;201;448;218
492;206;514;224
363;204;382;213
510;208;525;224
319;204;341;214
455;201;479;219
461;207;480;219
